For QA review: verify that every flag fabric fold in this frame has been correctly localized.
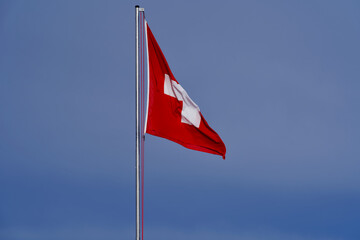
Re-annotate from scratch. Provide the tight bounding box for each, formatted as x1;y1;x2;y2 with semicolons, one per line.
144;21;226;159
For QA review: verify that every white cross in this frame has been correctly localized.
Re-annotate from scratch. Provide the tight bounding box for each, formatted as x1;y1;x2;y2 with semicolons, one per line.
163;74;201;128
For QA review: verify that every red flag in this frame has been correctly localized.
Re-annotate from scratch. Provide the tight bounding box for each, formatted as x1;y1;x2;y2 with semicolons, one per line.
144;22;226;159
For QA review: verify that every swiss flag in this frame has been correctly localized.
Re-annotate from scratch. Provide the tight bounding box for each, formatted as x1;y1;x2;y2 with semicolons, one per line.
145;22;226;159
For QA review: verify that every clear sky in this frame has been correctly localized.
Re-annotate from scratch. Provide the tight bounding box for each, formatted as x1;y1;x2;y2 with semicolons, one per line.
1;1;359;240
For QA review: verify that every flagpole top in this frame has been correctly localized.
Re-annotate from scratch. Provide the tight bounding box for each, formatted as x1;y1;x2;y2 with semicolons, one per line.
135;5;139;8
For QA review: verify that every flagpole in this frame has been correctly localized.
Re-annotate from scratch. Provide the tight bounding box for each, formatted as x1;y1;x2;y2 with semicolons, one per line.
135;5;140;240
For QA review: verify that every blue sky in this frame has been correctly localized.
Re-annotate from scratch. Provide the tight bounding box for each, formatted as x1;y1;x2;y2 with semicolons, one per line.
1;0;359;239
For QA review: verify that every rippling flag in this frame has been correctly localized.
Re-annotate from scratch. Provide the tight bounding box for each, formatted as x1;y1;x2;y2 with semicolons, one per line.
144;21;226;159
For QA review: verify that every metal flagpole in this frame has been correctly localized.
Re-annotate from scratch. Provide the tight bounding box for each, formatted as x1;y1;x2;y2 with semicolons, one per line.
136;5;145;240
135;5;140;240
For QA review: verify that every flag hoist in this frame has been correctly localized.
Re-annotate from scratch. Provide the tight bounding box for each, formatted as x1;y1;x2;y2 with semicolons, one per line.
135;5;226;240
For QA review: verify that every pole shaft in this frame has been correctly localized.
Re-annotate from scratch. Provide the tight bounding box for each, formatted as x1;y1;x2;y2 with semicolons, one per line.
135;5;140;240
